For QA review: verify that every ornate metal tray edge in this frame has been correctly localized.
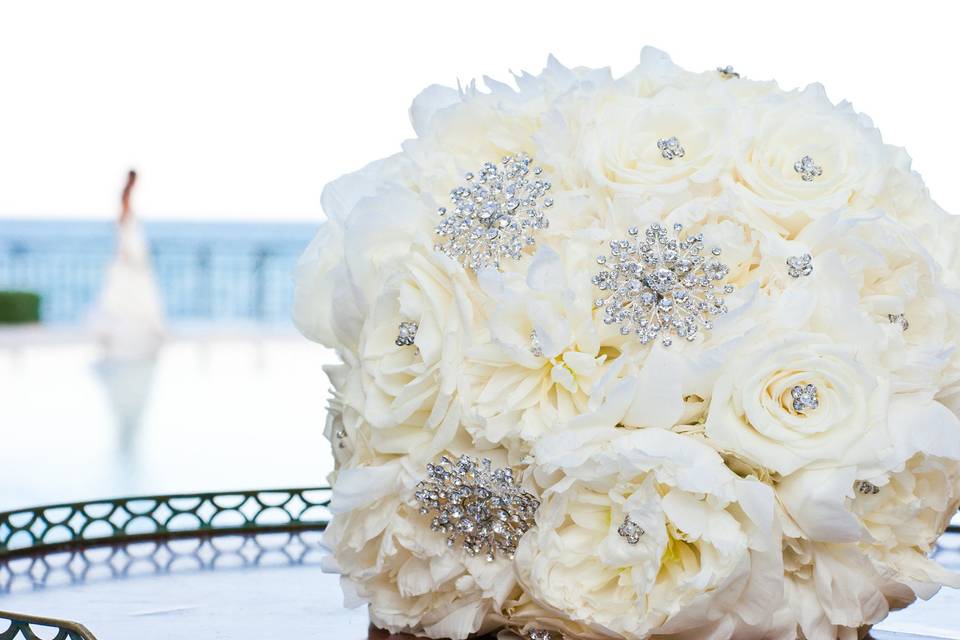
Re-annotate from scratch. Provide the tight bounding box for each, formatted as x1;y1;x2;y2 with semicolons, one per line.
0;487;332;640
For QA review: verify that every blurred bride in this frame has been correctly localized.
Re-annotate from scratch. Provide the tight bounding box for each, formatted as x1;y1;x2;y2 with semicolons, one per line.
90;170;165;450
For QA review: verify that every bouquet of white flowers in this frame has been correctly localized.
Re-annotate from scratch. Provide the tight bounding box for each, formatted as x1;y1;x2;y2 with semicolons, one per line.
294;48;960;640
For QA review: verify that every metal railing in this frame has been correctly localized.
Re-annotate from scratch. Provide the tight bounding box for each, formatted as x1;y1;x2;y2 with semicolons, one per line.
0;234;309;326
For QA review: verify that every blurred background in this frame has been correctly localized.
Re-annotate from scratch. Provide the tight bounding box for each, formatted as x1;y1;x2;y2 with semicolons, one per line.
1;0;958;508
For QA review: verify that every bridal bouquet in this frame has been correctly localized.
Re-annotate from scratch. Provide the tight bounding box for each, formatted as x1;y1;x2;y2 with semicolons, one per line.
294;49;960;640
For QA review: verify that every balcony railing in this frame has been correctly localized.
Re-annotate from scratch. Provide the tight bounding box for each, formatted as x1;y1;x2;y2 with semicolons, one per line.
0;225;313;326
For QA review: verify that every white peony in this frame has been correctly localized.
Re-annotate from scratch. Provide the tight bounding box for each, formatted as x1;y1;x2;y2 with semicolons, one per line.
460;245;615;449
514;428;783;639
324;445;528;639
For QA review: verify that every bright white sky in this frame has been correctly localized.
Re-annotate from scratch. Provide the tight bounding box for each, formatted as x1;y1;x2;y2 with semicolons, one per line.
0;0;957;222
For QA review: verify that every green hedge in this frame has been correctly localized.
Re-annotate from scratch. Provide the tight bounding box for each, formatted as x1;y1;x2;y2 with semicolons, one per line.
0;291;41;324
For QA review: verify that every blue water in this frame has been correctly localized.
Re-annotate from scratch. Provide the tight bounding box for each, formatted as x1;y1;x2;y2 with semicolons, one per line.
0;219;319;326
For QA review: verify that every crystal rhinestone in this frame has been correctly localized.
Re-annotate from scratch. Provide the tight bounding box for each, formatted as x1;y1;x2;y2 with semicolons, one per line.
592;223;731;347
717;65;740;79
888;313;909;331
529;630;561;640
396;321;418;346
786;254;814;278
794;155;823;182
334;429;347;449
434;153;552;272
530;329;543;358
856;480;880;495
657;136;685;160
791;384;819;413
617;515;645;544
415;455;540;561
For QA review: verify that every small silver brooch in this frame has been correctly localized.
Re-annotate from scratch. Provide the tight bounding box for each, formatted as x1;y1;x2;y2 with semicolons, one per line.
856;480;880;495
396;321;418;346
794;155;823;182
617;515;645;544
717;65;740;79
529;329;543;358
657;137;685;160
888;313;909;331
786;254;814;278
791;384;819;413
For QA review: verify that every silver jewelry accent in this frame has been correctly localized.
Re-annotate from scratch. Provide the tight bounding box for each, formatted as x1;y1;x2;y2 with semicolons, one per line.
791;384;819;413
529;630;561;640
335;429;347;449
434;153;552;272
529;329;543;358
657;137;685;160
617;515;645;544
396;321;418;346
717;65;740;79
786;254;814;278
856;480;880;495
592;223;732;347
415;455;540;562
794;155;823;182
888;313;909;331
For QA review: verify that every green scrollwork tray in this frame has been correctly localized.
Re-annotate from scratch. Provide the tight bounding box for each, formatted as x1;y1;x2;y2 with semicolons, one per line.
0;487;331;639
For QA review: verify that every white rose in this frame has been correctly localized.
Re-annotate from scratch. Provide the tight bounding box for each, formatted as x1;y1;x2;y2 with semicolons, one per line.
731;84;893;233
572;85;736;207
705;332;892;476
355;247;479;433
294;153;422;353
314;244;486;464
515;428;781;639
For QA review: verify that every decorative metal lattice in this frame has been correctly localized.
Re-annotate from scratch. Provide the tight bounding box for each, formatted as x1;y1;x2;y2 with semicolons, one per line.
0;488;331;558
0;488;332;640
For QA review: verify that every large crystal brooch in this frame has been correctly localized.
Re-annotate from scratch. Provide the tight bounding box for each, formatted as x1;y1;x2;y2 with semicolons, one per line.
434;153;552;272
415;455;540;561
592;223;732;347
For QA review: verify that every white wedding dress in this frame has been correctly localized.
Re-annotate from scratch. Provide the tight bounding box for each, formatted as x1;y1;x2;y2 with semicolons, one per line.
91;215;165;359
90;213;166;448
